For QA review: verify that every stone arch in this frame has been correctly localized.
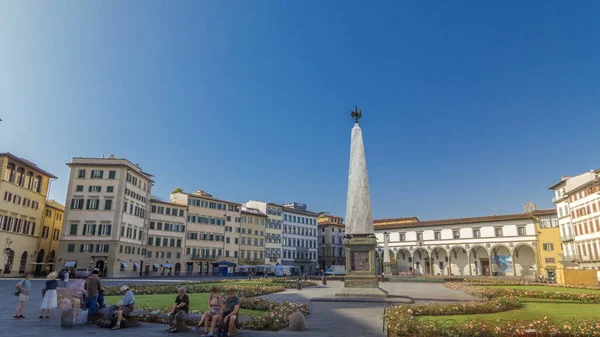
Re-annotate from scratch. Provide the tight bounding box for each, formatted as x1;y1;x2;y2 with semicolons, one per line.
395;248;412;273
513;244;536;278
490;244;512;276
448;246;469;276
430;247;448;276
469;245;490;276
412;248;430;275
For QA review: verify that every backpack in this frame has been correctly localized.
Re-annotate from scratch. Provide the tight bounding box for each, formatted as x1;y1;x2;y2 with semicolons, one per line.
15;280;23;296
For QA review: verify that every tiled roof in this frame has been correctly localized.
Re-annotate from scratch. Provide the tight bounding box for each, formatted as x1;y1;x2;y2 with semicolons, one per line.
374;209;556;230
1;152;57;179
150;198;188;207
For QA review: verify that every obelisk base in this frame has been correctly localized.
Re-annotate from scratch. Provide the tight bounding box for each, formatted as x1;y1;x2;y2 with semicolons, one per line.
335;235;387;298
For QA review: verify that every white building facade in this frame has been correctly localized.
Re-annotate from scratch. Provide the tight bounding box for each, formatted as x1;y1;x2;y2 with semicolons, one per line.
549;169;600;270
244;201;283;266
282;202;319;274
170;190;241;276
58;156;153;278
374;212;547;278
147;199;188;276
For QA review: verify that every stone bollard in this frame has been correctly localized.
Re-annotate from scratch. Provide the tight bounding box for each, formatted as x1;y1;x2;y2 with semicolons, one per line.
288;311;306;331
322;276;327;285
296;278;303;290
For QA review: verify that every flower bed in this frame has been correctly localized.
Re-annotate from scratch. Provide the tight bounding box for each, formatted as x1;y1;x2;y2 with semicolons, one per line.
241;297;310;331
243;278;317;288
385;282;600;336
445;283;600;304
130;298;309;331
386;317;600;337
462;278;600;290
103;283;284;297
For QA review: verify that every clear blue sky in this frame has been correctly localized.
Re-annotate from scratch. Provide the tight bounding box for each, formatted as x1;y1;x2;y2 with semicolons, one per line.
1;1;599;220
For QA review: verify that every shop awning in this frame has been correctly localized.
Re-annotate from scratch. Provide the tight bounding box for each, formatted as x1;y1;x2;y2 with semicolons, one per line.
65;261;77;268
121;262;128;268
162;263;174;268
153;263;160;269
133;263;140;269
213;261;236;267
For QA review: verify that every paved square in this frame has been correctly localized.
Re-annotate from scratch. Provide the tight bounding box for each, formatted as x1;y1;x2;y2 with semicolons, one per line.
0;278;474;337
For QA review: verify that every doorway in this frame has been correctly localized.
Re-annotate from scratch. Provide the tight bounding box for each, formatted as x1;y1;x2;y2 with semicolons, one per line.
19;251;28;274
4;249;15;273
186;263;193;275
175;263;181;276
96;260;105;276
35;250;45;276
480;259;490;276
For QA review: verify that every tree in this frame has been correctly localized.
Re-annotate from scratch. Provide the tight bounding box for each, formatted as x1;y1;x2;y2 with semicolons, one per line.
171;187;184;194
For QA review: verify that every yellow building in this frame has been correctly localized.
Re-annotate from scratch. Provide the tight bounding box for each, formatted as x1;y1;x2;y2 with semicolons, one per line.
35;200;64;275
531;207;563;282
239;207;267;266
0;153;57;277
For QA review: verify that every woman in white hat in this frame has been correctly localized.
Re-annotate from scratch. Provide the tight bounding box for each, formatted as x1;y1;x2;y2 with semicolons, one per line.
40;271;59;318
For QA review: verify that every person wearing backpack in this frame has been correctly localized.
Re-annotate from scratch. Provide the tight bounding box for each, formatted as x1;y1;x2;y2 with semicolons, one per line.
14;273;32;319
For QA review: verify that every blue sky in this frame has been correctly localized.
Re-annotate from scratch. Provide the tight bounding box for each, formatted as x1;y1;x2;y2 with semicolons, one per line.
1;2;599;220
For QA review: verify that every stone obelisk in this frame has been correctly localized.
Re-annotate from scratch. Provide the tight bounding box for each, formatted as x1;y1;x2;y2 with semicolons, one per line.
336;106;388;297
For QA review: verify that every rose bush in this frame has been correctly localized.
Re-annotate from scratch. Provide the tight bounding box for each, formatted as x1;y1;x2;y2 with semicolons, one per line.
445;283;600;304
385;282;600;336
241;298;310;331
103;283;284;297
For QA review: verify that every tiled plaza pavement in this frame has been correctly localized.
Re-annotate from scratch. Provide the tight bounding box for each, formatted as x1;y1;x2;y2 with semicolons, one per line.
0;278;476;337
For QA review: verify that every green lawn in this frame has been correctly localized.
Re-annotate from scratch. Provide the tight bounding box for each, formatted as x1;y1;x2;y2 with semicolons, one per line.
485;285;600;294
105;293;265;317
418;299;600;322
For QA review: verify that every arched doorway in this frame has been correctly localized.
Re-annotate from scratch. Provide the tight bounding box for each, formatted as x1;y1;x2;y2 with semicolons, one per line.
513;245;536;278
35;249;45;276
469;246;490;276
430;247;448;276
413;248;429;275
47;250;56;272
96;260;105;276
396;249;412;273
4;249;15;273
491;245;512;276
449;247;469;276
19;251;28;274
175;263;181;276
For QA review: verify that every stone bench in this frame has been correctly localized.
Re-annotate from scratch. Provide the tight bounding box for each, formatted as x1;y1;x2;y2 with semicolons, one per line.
95;308;148;327
166;312;244;336
159;313;203;332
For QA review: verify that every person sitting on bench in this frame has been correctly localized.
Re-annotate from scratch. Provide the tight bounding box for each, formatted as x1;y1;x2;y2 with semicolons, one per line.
197;287;223;337
167;287;190;333
111;285;135;330
221;289;240;337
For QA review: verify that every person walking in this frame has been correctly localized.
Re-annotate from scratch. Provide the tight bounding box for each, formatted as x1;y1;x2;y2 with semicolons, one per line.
14;273;33;319
63;270;69;287
40;271;59;318
84;269;102;324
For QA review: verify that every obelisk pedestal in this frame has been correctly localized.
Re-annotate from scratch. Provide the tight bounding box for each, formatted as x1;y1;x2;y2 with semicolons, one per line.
335;107;388;298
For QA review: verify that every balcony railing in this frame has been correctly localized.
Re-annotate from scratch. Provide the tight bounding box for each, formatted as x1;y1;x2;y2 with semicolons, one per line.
561;254;581;262
560;233;574;241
